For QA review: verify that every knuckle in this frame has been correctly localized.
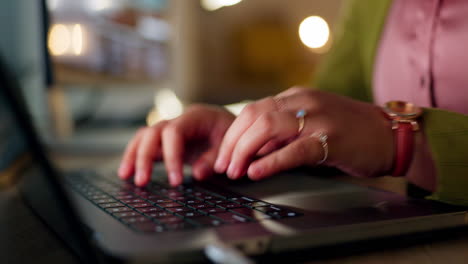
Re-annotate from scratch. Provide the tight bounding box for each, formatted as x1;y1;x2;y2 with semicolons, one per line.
162;123;180;138
258;112;275;132
241;103;257;119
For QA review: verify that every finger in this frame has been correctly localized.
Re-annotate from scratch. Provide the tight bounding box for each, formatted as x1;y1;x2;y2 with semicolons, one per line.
214;97;278;173
161;123;185;187
275;86;308;101
118;128;147;180
134;121;168;186
257;139;282;156
228;111;299;179
247;135;325;181
192;146;219;181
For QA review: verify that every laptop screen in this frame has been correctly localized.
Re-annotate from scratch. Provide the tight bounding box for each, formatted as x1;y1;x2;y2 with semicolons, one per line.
0;57;99;262
0;85;28;173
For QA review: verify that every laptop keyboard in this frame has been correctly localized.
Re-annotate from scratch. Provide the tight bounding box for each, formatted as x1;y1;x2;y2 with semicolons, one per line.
66;172;302;234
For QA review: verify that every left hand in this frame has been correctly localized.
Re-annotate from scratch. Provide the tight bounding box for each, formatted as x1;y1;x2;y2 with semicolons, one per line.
214;87;395;180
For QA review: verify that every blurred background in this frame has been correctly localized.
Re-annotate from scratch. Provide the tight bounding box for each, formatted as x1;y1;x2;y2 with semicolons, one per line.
0;0;343;153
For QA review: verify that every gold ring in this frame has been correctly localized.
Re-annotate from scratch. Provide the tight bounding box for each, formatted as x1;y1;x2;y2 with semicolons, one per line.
296;109;307;135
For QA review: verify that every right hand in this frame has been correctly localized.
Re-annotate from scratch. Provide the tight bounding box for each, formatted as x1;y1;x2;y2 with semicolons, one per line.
118;105;235;187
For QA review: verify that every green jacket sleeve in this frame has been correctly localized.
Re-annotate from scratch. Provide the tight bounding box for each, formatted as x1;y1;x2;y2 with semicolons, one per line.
313;0;468;206
424;109;468;205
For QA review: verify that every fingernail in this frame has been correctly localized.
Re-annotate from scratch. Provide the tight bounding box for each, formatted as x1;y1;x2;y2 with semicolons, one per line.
227;163;242;179
248;165;264;180
214;157;227;173
118;164;128;178
169;172;181;186
135;170;145;186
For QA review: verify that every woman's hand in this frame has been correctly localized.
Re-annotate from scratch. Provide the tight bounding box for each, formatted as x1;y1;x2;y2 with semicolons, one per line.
214;87;395;180
118;105;235;187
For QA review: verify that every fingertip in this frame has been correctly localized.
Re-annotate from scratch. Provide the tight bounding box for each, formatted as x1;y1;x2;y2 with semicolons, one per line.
134;170;145;186
193;162;213;181
214;157;228;173
169;171;183;187
118;163;132;180
247;164;264;181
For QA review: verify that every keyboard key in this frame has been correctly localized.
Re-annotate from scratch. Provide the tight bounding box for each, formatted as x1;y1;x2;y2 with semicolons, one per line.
136;207;163;213
212;212;250;223
181;199;202;205
239;197;257;203
171;196;191;201
149;198;173;204
115;195;137;200
230;208;270;220
191;191;210;198
206;199;225;205
192;216;223;227
217;202;243;209
146;211;173;219
114;212;141;218
177;211;204;218
255;206;300;218
157;202;182;208
244;201;269;208
132;222;165;233
109;191;131;196
189;204;214;210
100;202;124;208
166;207;192;213
106;207;132;214
198;207;226;215
90;194;110;200
93;198;117;204
121;199;144;204
128;202;152;208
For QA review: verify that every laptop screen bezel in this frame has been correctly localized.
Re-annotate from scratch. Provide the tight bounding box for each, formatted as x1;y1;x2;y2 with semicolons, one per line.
0;55;101;263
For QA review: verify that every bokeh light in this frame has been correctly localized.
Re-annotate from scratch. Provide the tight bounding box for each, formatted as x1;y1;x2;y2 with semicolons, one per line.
201;0;242;11
48;24;71;56
72;24;84;55
299;16;330;49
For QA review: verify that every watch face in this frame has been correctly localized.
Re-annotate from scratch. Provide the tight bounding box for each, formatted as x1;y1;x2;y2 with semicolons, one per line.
384;101;423;119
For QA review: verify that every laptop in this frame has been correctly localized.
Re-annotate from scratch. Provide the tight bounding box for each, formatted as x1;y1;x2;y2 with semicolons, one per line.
1;58;467;264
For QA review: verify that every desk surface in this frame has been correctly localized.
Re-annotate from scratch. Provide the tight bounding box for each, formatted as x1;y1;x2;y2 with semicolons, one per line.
2;155;467;264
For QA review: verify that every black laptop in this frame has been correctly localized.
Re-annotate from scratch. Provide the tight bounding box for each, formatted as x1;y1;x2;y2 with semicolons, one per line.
1;56;467;263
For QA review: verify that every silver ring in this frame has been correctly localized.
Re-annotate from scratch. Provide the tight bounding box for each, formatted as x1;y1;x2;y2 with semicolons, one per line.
296;109;307;134
310;131;328;165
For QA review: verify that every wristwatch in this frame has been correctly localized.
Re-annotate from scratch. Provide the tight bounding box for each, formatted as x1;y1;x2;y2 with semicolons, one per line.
382;101;423;176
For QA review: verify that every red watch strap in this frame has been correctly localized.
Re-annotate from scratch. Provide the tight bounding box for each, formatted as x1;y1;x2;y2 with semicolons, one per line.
392;122;414;176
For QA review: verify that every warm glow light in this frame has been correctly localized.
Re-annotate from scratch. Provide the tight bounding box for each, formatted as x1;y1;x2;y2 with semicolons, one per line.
201;0;242;11
299;16;330;49
72;24;84;55
155;89;184;120
48;24;71;56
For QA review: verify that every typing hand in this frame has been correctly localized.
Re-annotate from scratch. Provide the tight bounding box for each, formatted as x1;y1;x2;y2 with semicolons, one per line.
214;87;395;181
118;105;235;187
